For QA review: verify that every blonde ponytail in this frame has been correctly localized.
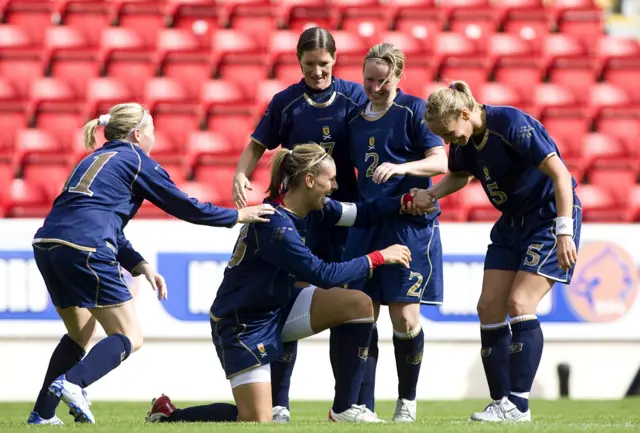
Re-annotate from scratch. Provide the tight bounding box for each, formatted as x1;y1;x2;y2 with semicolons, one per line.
425;80;481;125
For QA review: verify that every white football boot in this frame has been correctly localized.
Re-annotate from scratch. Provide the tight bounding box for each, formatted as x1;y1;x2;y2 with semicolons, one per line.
329;404;385;423
48;374;95;424
272;406;291;422
392;398;416;422
470;397;531;422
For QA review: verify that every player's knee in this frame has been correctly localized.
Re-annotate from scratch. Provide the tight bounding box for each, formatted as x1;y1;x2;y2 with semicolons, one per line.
342;291;373;323
508;292;535;317
476;298;507;324
389;304;420;332
128;333;143;352
67;330;93;349
237;407;272;422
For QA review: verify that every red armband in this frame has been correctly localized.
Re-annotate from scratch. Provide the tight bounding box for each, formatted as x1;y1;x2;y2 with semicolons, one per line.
366;250;385;270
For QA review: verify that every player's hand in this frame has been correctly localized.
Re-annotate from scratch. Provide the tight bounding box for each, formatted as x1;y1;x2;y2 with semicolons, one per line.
411;188;439;214
237;204;275;223
139;263;168;301
372;162;406;184
379;244;412;269
557;235;577;271
233;172;252;209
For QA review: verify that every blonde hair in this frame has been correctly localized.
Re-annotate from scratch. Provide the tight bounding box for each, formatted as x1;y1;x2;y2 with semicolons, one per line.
83;103;148;150
363;43;405;84
267;143;333;199
424;80;481;125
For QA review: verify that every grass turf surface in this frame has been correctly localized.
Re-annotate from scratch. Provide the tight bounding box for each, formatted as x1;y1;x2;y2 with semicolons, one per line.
1;400;639;432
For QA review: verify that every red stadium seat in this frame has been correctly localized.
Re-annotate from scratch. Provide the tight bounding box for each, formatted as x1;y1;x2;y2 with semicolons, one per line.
113;1;166;48
44;26;98;98
433;33;488;91
532;83;581;118
28;77;83;134
0;162;15;205
0;25;43;97
5;178;50;218
582;133;635;171
270;30;304;83
576;184;626;222
488;34;540;100
340;5;394;39
56;0;112;47
547;58;596;104
146;78;199;146
554;1;603;48
226;2;279;45
167;0;222;37
100;28;154;98
201;79;249;106
0;104;27;165
282;3;340;32
1;0;53;46
628;185;640;222
212;30;269;96
189;167;235;206
501;5;549;50
478;82;523;107
14;128;69;165
187;131;238;167
156;29;212;99
22;162;71;201
588;168;638;203
86;78;134;118
394;1;445;42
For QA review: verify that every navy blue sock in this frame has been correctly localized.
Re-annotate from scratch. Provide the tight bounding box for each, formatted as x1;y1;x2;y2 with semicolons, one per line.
164;403;238;422
480;322;512;401
34;334;86;418
393;326;424;401
358;324;378;411
329;327;338;382
65;334;132;388
332;323;373;413
270;340;297;409
508;316;543;413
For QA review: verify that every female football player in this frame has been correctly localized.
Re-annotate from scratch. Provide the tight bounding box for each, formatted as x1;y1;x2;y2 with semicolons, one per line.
342;43;447;422
27;103;274;425
146;143;436;423
232;26;368;422
423;81;581;422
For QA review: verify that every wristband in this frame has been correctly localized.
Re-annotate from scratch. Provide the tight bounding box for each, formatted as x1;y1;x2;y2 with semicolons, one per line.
367;250;385;269
555;216;573;236
401;193;413;207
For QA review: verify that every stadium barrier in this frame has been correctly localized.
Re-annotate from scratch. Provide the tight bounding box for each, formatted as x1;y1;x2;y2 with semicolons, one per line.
1;219;638;401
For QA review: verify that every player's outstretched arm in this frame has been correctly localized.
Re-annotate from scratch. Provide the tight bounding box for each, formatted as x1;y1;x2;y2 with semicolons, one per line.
321;193;430;228
133;153;274;227
254;218;411;288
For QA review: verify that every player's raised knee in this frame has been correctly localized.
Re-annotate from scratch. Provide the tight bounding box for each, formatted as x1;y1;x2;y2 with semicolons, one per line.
341;290;374;323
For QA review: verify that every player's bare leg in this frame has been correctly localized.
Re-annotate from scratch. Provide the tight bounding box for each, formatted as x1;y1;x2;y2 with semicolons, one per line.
233;382;273;422
388;302;423;422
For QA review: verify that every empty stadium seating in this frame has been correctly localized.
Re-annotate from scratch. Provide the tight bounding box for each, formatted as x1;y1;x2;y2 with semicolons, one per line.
0;0;638;220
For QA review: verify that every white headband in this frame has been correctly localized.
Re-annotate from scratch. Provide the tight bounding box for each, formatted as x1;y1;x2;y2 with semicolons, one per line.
98;114;111;127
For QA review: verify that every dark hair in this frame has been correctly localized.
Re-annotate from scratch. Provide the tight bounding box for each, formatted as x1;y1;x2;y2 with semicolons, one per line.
267;143;333;199
296;27;336;60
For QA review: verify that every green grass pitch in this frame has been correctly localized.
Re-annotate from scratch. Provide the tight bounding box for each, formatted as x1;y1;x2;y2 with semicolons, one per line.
2;400;640;432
